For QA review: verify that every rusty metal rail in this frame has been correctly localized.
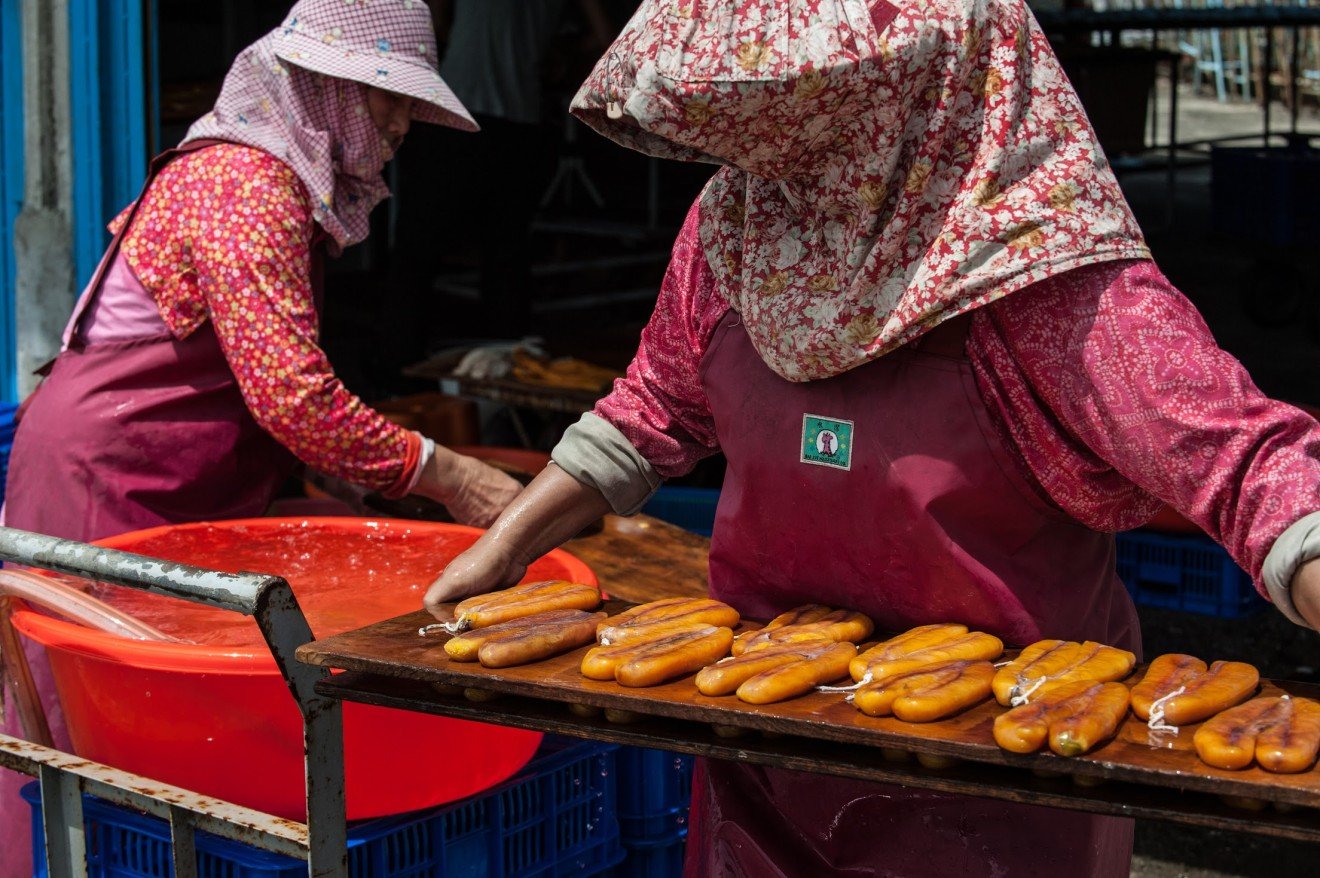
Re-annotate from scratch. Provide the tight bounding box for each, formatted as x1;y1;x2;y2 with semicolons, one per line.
0;526;347;877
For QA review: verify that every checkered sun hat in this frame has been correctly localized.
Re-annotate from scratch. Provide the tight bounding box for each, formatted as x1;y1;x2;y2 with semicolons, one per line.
271;0;476;131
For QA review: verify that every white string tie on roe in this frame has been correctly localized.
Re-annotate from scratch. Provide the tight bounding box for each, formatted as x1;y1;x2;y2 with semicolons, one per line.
1010;675;1047;707
818;672;872;694
1146;685;1188;735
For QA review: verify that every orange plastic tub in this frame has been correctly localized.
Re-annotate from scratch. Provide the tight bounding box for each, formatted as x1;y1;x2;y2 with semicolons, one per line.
11;517;596;821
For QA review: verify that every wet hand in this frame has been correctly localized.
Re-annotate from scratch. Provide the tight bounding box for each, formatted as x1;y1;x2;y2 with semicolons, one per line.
424;538;526;619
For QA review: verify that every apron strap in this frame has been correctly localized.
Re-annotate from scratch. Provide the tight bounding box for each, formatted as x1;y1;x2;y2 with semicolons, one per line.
60;138;234;349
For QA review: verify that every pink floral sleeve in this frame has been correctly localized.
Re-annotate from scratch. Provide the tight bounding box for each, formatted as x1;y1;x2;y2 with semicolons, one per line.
969;260;1320;585
122;146;419;494
594;202;727;477
597;204;1320;592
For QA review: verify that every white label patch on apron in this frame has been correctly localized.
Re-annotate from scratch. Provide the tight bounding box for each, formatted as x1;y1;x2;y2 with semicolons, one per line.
801;414;854;471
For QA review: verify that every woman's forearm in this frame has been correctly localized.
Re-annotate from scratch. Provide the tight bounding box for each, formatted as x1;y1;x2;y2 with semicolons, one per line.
424;464;611;615
486;464;613;567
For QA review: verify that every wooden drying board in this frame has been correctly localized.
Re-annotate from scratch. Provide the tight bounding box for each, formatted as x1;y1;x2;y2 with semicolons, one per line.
300;604;1320;844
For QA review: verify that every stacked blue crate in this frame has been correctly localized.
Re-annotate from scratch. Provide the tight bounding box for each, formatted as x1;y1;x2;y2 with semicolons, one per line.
607;747;694;878
25;737;623;878
1114;530;1266;619
642;487;719;538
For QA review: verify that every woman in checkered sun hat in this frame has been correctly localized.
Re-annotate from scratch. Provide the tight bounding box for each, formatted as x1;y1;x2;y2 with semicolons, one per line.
0;6;523;870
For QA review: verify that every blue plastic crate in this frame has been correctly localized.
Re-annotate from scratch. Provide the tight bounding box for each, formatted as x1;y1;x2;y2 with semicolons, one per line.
642;487;719;537
25;739;623;878
612;748;693;842
1115;530;1266;619
608;831;687;878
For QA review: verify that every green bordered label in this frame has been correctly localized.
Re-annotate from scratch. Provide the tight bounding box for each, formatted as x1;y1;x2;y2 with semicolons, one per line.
801;414;854;471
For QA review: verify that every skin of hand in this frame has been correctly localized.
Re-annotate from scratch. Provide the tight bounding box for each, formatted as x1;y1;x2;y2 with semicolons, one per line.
1292;557;1320;630
424;464;612;619
413;446;523;528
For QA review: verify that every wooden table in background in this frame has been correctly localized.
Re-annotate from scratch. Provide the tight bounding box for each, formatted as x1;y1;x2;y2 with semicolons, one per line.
563;514;709;604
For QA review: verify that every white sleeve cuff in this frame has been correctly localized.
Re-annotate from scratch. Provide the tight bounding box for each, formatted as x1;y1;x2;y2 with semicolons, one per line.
1261;509;1320;628
404;433;435;495
551;413;662;515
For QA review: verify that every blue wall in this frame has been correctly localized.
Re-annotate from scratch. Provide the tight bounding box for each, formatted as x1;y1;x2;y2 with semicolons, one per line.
68;0;150;289
0;0;23;402
0;1;152;402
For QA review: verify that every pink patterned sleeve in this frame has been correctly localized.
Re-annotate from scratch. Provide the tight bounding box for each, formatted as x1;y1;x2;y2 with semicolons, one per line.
593;201;728;477
970;259;1320;585
190;152;419;494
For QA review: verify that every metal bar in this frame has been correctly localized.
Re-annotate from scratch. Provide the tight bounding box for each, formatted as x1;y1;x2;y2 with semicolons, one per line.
1264;26;1274;145
1166;54;1179;229
1035;8;1320;34
253;587;349;878
169;806;200;878
1290;25;1301;136
39;763;87;878
1162;130;1319;151
1;733;311;859
305;703;348;878
0;526;275;614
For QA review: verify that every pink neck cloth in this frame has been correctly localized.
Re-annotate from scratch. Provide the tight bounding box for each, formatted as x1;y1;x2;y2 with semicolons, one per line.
185;43;389;254
184;0;476;254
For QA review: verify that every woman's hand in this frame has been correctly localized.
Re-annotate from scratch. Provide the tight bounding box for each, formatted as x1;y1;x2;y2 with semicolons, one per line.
414;446;523;527
424;533;527;617
423;463;614;619
1291;557;1320;631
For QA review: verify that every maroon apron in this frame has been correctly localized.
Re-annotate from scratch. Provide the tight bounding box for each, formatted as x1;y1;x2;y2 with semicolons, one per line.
4;141;319;543
685;310;1141;878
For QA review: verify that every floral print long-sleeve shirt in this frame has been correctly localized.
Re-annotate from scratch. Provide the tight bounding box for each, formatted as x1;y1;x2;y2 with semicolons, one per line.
110;143;418;494
592;204;1320;604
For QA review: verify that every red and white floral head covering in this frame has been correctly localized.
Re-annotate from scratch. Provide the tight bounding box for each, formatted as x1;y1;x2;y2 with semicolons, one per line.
185;0;475;252
572;0;1150;381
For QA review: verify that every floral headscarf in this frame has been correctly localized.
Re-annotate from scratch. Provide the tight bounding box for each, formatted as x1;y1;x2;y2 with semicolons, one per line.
185;0;475;252
572;0;1150;381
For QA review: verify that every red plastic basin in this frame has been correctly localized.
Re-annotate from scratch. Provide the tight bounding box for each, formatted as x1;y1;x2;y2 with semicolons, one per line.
11;517;596;821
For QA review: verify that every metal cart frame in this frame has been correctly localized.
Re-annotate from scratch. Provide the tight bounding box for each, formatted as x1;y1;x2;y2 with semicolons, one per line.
0;525;347;878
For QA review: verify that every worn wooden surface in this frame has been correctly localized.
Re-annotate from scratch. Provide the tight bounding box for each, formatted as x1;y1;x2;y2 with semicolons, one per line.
300;600;1320;814
561;514;709;603
298;519;1320;837
318;670;1320;843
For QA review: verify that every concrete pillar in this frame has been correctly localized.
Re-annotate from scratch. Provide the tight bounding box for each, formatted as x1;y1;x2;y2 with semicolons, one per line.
14;0;73;397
